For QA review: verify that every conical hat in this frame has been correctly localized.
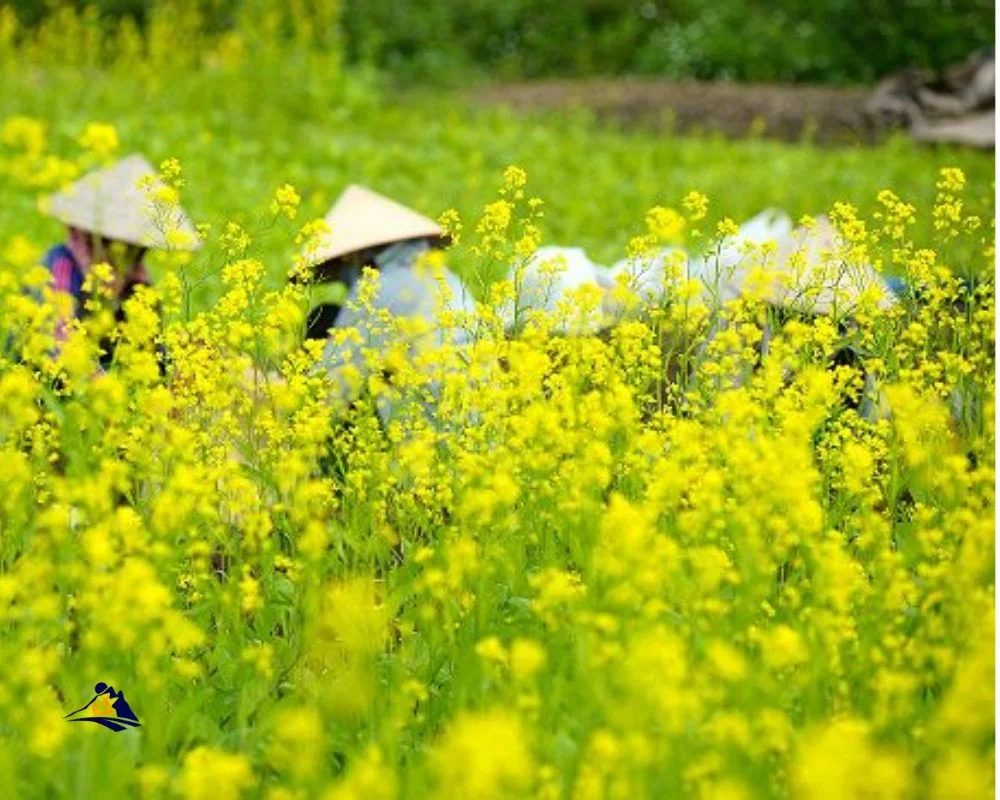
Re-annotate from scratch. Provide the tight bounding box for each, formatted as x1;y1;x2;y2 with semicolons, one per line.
734;216;895;316
309;185;445;269
45;154;200;251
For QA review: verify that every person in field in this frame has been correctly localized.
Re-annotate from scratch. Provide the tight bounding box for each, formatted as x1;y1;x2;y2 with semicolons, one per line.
299;184;475;424
41;154;200;348
511;209;898;415
300;184;471;341
507;209;896;330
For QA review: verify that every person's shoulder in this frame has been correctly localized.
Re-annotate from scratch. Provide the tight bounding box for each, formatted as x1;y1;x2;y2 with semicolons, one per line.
42;243;73;269
42;244;82;294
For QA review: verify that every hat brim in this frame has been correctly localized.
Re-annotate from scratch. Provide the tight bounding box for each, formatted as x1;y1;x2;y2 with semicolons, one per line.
44;154;201;251
299;234;453;284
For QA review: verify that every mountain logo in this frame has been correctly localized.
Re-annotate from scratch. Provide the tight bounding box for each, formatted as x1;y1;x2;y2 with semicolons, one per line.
64;682;141;732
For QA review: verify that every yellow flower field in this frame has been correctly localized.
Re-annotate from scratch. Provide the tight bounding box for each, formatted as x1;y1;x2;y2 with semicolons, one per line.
1;133;994;797
0;6;995;798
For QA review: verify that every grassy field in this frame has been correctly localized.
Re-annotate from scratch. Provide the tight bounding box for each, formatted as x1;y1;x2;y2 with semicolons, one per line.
0;18;995;800
1;55;993;306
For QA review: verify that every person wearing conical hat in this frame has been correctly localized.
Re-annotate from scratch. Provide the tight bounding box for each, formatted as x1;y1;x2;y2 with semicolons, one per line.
300;184;456;341
41;154;199;344
566;208;895;415
681;210;896;414
307;184;449;280
298;185;476;427
725;212;896;317
604;208;895;318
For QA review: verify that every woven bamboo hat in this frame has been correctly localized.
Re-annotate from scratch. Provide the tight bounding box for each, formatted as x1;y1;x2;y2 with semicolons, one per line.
735;216;895;316
45;154;200;251
308;185;446;272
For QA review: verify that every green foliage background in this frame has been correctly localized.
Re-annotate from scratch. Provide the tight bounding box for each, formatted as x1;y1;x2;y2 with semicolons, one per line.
9;0;995;84
1;58;994;312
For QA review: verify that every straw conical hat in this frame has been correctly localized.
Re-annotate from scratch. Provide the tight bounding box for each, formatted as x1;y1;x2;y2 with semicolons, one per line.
733;216;895;316
309;185;445;269
46;154;200;251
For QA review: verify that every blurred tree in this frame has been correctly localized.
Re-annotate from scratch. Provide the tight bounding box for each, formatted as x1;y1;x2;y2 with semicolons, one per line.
7;0;995;84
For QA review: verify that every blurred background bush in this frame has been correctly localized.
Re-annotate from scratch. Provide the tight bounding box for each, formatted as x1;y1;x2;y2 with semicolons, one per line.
8;0;995;84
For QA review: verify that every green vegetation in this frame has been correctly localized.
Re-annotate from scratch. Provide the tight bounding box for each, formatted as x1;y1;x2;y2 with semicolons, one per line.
7;0;995;84
1;56;993;310
0;6;994;800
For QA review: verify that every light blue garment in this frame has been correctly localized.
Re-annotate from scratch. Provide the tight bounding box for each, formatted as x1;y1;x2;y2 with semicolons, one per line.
500;245;617;334
609;208;794;309
329;251;476;352
373;239;433;272
322;243;477;425
500;211;795;333
884;275;909;298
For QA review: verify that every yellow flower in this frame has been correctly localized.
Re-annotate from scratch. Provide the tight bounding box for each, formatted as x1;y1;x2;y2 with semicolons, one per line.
239;571;262;615
706;640;748;682
1;115;46;153
78;122;120;160
269;706;324;779
793;718;911;800
429;709;533;799
936;166;966;193
151;184;180;207
646;206;686;243
136;765;170;798
177;747;255;800
529;568;586;629
761;625;808;670
682;190;709;220
715;216;740;238
159;157;184;187
271;183;301;220
475;635;508;666
502;165;528;192
438;208;463;245
510;639;546;681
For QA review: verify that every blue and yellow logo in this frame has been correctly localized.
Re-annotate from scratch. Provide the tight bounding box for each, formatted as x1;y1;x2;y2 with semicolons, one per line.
64;682;141;732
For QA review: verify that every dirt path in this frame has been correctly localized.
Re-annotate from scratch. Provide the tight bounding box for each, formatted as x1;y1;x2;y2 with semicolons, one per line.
471;78;881;145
